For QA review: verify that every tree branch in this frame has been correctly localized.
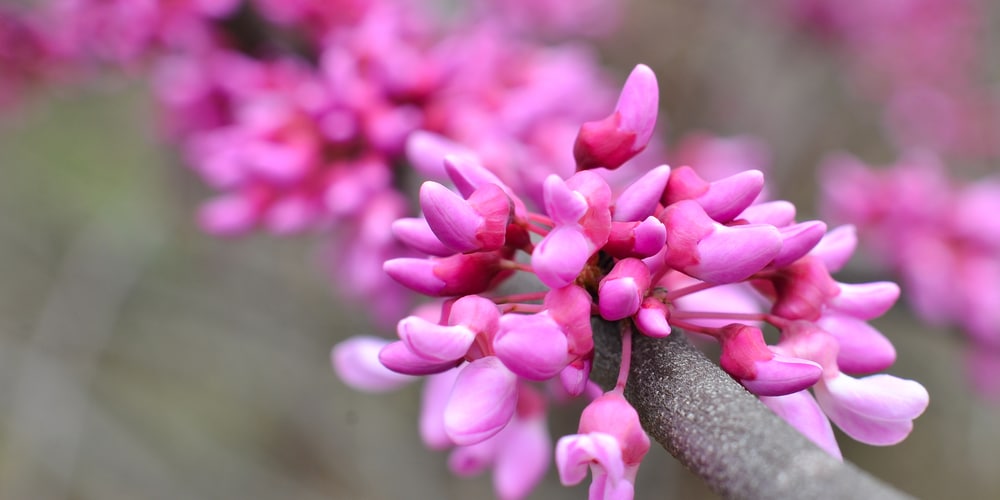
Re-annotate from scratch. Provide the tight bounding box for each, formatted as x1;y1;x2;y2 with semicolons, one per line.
590;320;913;500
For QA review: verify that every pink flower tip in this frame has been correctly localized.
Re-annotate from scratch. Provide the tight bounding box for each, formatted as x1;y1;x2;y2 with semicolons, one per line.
444;357;519;446
574;64;658;171
331;336;413;392
815;373;929;446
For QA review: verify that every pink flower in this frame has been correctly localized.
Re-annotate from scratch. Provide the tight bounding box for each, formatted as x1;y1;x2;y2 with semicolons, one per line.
574;64;658;171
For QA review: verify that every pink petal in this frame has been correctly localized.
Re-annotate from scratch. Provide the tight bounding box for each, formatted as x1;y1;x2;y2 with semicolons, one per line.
555;433;624;487
614;64;659;149
378;340;458;375
739;200;797;227
448;294;502;337
613;164;671;222
420;181;484;253
810;225;858;273
532;226;592;288
759;391;841;459
494;313;569;380
688;224;782;284
816;313;896;374
543;174;589;225
331;336;413;392
829;282;900;320
635;298;671;338
696;169;765;223
406;130;475;180
420;370;460;450
772;221;828;268
398;316;476;362
493;416;552;500
391;217;456;256
742;354;822;397
814;374;929;446
445;357;518;445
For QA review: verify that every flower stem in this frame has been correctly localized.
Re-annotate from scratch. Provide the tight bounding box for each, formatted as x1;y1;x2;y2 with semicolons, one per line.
616;321;633;392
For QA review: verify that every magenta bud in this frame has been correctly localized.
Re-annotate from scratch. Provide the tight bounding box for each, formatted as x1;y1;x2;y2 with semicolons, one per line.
391;217;456;256
772;221;828;268
613;164;671;222
445;357;518;445
578;392;650;466
543;174;589;225
532;226;593;289
742;353;823;397
635;297;671;338
494;312;569;380
384;253;506;297
605;217;666;259
598;258;651;321
688;223;783;284
559;359;592;397
574;64;658;170
420;181;486;253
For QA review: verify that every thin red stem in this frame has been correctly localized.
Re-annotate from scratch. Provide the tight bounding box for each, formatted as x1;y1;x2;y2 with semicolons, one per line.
616;321;634;392
499;303;545;314
493;291;547;304
664;281;717;301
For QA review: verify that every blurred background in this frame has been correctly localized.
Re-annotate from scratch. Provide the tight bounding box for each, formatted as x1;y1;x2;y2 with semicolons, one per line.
2;0;999;498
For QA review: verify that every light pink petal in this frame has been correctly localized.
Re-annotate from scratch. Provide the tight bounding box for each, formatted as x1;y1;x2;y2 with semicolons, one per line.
759;391;841;459
398;316;475;362
614;64;659;148
816;313;896;374
445;357;518;445
391;217;456;256
406;130;476;180
532;226;592;288
383;258;446;295
635;298;671;338
829;282;900;320
613;165;671;222
631;217;667;256
814;374;929;446
494;313;569;380
420;370;460;450
810;225;857;273
543;174;589;225
331;336;413;392
448;294;501;337
493;416;552;500
739;200;796;227
772;221;828;268
555;433;624;487
696;169;765;223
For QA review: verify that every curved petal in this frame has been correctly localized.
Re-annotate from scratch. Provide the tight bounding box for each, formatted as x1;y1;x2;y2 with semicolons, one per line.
445;357;518;445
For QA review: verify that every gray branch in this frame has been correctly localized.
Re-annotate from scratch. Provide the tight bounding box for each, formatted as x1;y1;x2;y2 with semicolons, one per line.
590;320;913;500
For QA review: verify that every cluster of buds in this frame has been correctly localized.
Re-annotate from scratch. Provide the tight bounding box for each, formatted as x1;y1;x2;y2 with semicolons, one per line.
335;65;928;498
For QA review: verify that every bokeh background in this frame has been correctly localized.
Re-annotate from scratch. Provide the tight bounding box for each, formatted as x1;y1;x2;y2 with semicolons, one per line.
2;0;999;498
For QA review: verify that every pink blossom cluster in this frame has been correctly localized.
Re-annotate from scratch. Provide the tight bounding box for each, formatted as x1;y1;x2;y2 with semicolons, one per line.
769;0;1000;159
820;153;1000;346
334;66;928;499
0;7;69;108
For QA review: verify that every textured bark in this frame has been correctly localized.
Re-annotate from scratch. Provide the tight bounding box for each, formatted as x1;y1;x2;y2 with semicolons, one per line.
591;320;913;500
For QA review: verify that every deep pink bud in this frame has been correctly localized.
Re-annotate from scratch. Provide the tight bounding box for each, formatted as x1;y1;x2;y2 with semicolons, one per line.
661;200;782;284
719;324;822;396
604;217;667;259
445;357;519;445
384;252;507;296
598;258;651;321
420;182;512;253
578;392;650;466
574;64;658;171
767;257;841;321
